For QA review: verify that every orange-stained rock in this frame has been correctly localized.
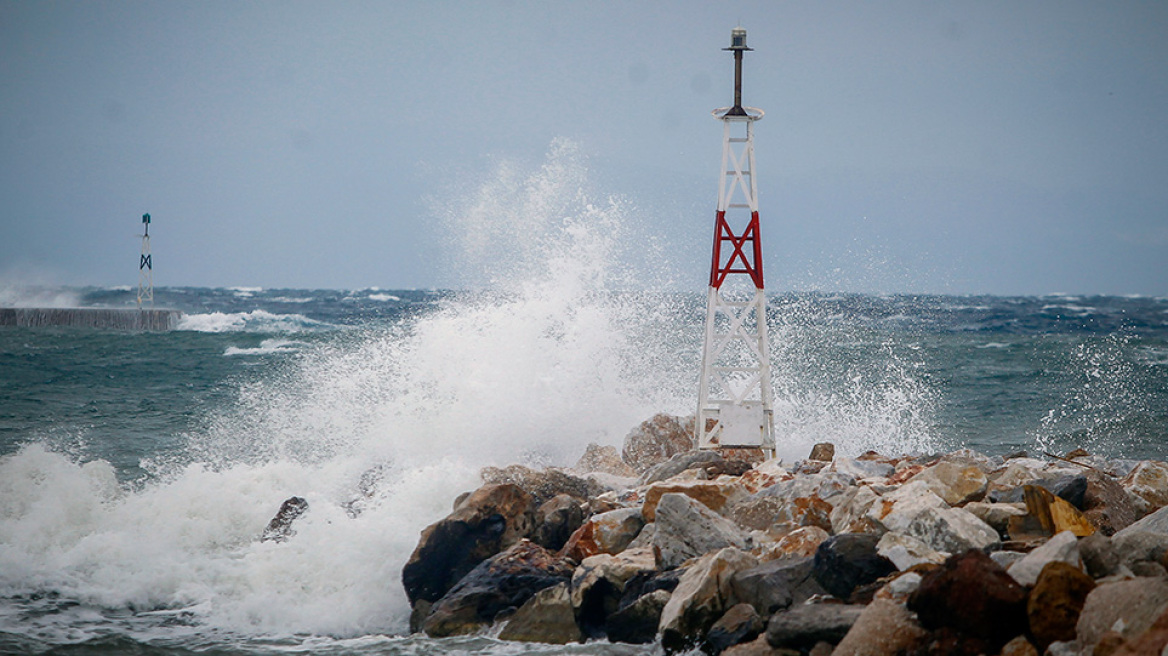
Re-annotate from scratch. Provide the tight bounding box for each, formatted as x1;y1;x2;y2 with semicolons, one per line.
573;442;637;478
559;507;644;561
832;598;929;656
774;525;830;558
642;479;750;522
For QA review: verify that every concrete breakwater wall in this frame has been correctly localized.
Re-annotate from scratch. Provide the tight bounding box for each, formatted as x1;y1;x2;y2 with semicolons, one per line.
0;308;182;331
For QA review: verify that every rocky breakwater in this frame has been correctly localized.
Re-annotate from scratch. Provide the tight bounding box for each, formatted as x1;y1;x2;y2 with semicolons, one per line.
401;414;1168;655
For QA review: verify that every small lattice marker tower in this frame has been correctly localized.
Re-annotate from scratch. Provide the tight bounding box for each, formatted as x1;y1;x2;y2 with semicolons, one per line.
137;213;153;308
696;27;775;458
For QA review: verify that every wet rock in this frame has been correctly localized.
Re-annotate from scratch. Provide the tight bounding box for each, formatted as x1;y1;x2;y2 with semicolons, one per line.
705;603;765;655
643;479;750;522
1027;561;1096;652
754;471;856;507
1076;578;1168;646
808;443;835;462
573;442;638;478
423;540;575;637
990;474;1088;510
903;506;1000;554
765;604;866;650
532;494;585;552
659;547;759;652
260;496;308;543
497;582;584;644
642;450;724;485
1083;469;1139;536
1122;461;1168;516
1007;530;1083;587
653;493;750;570
831;598;928;656
403;483;536;606
812;533;897;600
876;531;947;570
569;548;656;638
481;464;606;506
907;549;1028;650
606;588;671;644
560;507;644;561
730;559;802;616
622;413;696;474
907;461;988;506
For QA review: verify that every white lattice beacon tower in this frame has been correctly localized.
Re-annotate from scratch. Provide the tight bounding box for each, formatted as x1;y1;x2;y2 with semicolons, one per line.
137;213;153;308
696;26;775;458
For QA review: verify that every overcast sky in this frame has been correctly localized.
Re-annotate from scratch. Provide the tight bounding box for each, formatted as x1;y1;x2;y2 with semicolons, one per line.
2;1;1165;295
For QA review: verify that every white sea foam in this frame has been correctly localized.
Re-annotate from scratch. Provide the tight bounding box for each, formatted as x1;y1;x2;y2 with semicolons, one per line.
223;339;309;356
177;310;327;333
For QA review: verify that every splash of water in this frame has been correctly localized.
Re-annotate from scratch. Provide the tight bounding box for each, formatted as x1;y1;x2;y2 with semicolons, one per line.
0;140;942;646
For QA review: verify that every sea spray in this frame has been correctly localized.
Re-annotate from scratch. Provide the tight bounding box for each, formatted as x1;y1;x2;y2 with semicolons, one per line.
0;141;952;649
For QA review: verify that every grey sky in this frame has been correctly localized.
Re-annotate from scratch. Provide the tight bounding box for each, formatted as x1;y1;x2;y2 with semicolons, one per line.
2;1;1165;295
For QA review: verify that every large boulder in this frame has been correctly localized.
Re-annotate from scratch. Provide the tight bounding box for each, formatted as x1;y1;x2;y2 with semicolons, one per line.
422;539;575;637
705;603;765;655
1076;578;1168;646
830;485;883;535
907;549;1028;651
903;506;1000;554
812;533;896;600
496;582;584;644
402;483;536;606
1083;469;1139;536
653;493;750;570
831;598;929;656
765;604;866;650
642;479;750;522
569;548;657;638
1122;461;1168;516
480;464;606;506
560;507;645;561
622;413;696;474
876;531;947;570
865;480;948;534
1006;530;1083;587
531;493;585;552
606;588;672;644
731;556;826;614
729;495;832;533
573;442;638;478
658;547;760;652
642;450;724;485
1027;561;1096;652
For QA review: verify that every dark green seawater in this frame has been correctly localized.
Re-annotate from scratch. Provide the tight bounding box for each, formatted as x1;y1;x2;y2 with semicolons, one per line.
1;286;1165;654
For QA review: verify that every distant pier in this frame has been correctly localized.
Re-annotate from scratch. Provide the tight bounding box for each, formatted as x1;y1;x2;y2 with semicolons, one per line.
0;308;182;331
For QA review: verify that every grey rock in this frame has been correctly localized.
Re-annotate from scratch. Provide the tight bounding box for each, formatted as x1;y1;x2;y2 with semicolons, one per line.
1007;530;1083;588
1113;529;1168;567
497;582;584;644
532;493;585;552
260;496;308;543
733;556;827;611
765;604;866;649
653;493;750;570
642;450;724;485
1079;533;1125;578
903;506;1000;554
1076;577;1168;645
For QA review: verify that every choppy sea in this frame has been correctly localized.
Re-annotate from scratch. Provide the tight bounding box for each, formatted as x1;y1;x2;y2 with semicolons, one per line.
1;149;1166;654
2;284;1165;655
